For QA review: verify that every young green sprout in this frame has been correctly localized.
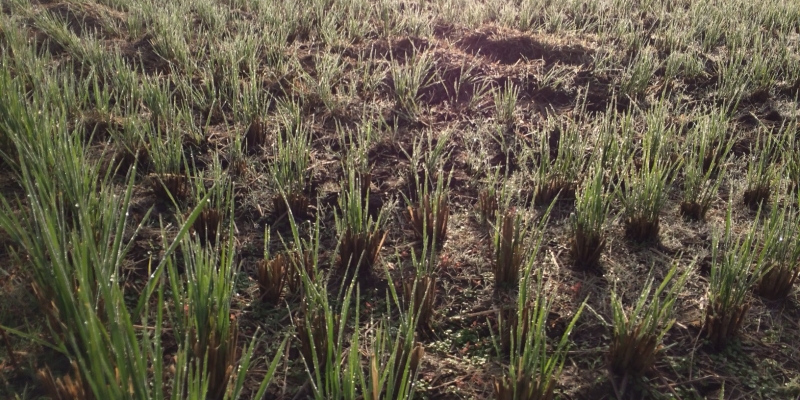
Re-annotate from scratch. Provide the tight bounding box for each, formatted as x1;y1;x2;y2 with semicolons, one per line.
189;154;231;246
270;98;313;219
571;164;612;270
390;48;434;121
493;80;519;130
167;223;241;400
407;190;450;246
616;115;677;242
528;116;582;206
608;262;691;376
148;125;189;203
785;121;800;195
755;206;800;300
680;111;733;220
403;273;437;334
335;156;388;284
477;167;511;230
743;128;779;209
494;267;584;400
704;203;769;349
493;209;526;293
492;199;567;400
108;114;149;174
405;143;451;246
256;230;287;305
226;134;248;178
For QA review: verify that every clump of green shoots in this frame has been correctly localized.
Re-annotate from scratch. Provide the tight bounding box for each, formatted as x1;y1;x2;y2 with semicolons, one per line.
407;169;450;246
403;128;451;202
493;200;557;356
245;115;268;152
527;116;583;206
493;209;526;293
361;315;425;400
391;48;434;120
335;156;389;284
0;72;283;399
167;221;242;400
755;206;800;300
227;135;248;178
493;253;584;400
493;80;519;130
308;52;348;115
704;203;768;350
571;164;612;270
608;262;691;376
743;129;780;209
294;234;427;400
148;125;189;203
784;121;800;195
256;230;287;305
375;270;429;399
617;112;677;242
402;233;440;333
477;167;511;229
620;47;659;98
189;155;232;246
403;272;437;335
495;293;583;400
680;111;734;220
403;131;452;246
270;98;313;219
277;210;336;385
108;114;149;173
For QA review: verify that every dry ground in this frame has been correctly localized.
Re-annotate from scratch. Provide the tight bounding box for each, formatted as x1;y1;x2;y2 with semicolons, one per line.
2;0;800;399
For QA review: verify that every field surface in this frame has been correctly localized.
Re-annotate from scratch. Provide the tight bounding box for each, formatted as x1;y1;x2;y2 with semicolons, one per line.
2;0;800;399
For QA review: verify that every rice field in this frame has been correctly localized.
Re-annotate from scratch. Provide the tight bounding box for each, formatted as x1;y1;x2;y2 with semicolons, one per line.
1;0;800;399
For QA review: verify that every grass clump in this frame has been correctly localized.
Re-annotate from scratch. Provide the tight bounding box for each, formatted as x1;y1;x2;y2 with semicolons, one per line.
403;273;437;335
292;214;426;399
148;126;189;203
526;116;583;206
391;49;434;121
571;164;612;270
360;284;426;400
679;111;734;220
493;200;556;357
406;165;450;246
608;262;691;376
270;98;313;219
493;209;527;293
755;206;800;300
403;237;440;333
493;80;519;130
743;129;780;209
494;271;585;400
0;73;282;398
335;160;389;283
704;204;768;350
617;109;677;243
168;233;242;400
189;155;231;246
